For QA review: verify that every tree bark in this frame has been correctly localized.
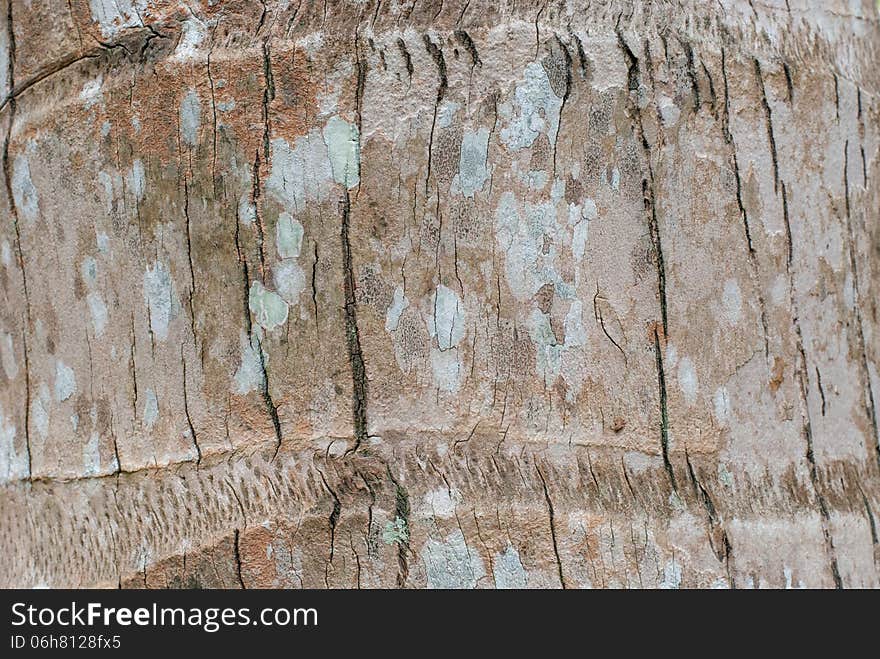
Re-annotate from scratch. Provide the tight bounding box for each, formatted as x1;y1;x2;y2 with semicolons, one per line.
1;0;879;588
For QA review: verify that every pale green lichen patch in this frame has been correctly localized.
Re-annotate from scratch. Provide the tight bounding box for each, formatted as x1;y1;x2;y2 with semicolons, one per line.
381;516;409;546
499;62;563;151
322;116;360;189
249;281;289;330
234;331;264;395
266;132;333;212
428;284;465;351
273;260;306;305
275;212;304;259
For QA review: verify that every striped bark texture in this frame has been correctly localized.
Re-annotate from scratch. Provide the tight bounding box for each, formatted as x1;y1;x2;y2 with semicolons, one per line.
1;0;879;588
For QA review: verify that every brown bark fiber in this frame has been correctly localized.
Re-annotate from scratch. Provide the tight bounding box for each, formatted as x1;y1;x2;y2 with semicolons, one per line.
1;0;879;588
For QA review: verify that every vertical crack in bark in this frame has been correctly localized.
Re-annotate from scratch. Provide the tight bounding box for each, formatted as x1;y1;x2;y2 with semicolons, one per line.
549;34;572;177
233;528;246;589
653;327;677;492
387;467;411;588
396;38;413;84
180;344;201;466
1;0;32;479
422;34;447;195
454;29;481;69
784;176;842;586
721;47;770;359
618;31;677;491
685;451;735;586
536;464;567;588
842;141;880;469
617;31;668;340
340;191;369;452
182;176;200;365
234;205;283;457
317;467;341;588
754;59;780;193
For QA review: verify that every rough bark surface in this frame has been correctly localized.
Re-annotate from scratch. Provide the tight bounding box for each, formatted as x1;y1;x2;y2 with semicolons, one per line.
1;0;879;588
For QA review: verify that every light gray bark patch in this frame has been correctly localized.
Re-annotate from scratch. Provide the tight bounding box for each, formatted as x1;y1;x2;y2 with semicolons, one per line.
423;530;486;589
493;545;528;588
458;127;490;198
180;89;202;147
322;116;360;189
11;154;39;222
499;62;563;151
144;262;179;341
266;133;333;213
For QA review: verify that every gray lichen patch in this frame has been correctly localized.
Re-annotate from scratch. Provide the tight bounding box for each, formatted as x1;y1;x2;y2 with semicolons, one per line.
499;62;563;151
179;89;202;147
54;361;76;402
11;153;39;222
275;213;304;260
266;133;333;212
493;545;528;588
322;116;360;189
423;530;486;589
233;331;265;395
248;281;289;331
143;262;180;341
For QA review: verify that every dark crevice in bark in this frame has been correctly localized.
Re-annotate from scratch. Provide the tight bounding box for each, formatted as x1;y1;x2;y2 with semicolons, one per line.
311;243;320;330
234;204;283;457
679;38;700;113
593;284;627;365
781;180;793;267
833;73;840;122
653;327;677;492
387;467;411;588
180;344;201;466
616;30;668;341
617;30;676;493
422;34;447;195
354;31;367;138
797;346;843;588
721;47;770;360
536;464;567;588
568;31;588;78
548;35;572;177
753;58;780;193
2;1;32;479
260;40;275;162
340;191;369;453
842;141;880;469
396;38;413;82
816;366;827;416
782;61;794;103
454;29;481;69
685;450;735;586
250;152;268;280
316;467;341;587
233;528;246;589
181;176;200;364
